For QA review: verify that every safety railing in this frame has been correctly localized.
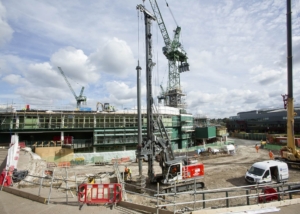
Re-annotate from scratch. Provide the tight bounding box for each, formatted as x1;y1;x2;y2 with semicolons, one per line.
112;167;300;214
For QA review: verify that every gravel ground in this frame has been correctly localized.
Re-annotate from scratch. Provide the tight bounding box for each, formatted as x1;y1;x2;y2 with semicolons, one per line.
14;138;300;212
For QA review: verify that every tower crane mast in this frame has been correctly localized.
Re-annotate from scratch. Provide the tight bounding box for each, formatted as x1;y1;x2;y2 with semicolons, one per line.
148;0;189;108
58;67;86;109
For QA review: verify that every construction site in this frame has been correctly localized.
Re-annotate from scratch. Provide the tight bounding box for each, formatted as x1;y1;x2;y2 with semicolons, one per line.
1;0;300;213
1;138;300;214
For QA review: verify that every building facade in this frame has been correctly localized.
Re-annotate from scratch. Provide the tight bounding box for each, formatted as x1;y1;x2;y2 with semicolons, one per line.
0;106;194;153
226;107;300;134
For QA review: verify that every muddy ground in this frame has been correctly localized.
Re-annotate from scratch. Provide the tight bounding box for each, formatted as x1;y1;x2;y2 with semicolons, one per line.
16;138;300;212
123;138;300;211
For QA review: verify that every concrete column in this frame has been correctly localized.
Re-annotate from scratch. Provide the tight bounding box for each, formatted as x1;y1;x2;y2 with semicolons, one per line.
36;115;39;128
93;131;97;153
72;114;75;128
48;116;52;128
61;131;64;143
61;115;64;128
16;116;19;129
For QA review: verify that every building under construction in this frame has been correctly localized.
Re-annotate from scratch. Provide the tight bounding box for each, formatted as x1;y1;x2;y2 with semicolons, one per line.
0;105;194;153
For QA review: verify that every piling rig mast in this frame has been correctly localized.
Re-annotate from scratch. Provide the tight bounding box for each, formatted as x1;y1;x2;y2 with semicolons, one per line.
136;4;161;182
276;0;300;168
148;0;189;108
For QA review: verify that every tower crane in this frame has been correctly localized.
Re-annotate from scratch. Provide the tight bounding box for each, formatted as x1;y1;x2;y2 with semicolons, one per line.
58;67;87;109
148;0;189;108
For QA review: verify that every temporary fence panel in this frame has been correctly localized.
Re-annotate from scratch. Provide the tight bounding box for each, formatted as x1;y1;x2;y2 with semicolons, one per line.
78;183;122;205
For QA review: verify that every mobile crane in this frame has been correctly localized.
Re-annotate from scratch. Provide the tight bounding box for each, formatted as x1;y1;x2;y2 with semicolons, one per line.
275;0;300;169
136;4;204;193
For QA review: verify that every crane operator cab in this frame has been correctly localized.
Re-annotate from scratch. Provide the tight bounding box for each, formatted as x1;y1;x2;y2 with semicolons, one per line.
164;163;183;184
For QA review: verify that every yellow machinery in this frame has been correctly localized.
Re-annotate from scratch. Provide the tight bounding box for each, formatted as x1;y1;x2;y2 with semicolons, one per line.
277;0;300;169
280;95;300;167
96;102;115;112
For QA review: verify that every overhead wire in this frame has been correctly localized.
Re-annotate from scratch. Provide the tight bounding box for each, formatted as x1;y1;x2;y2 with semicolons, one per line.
156;1;168;99
156;18;159;103
137;9;140;62
164;0;178;27
294;0;300;34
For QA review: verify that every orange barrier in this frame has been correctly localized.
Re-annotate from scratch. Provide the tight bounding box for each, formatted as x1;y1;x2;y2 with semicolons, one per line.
78;183;122;206
121;157;130;162
111;158;121;164
111;156;131;164
57;161;70;167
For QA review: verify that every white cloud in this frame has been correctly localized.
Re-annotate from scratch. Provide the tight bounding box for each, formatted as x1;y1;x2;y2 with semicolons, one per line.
50;47;99;84
250;65;284;85
0;2;13;47
0;0;299;118
105;81;137;100
2;74;22;84
89;38;135;77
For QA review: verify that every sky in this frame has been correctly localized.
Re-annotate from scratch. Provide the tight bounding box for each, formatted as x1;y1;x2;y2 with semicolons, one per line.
0;0;300;119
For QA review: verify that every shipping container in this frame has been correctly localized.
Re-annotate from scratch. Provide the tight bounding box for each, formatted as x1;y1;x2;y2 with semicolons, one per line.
194;126;216;139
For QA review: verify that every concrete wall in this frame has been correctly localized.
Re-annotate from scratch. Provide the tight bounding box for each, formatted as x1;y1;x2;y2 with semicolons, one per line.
35;147;74;162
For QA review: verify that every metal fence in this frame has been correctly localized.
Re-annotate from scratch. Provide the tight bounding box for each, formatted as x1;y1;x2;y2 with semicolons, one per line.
120;175;300;213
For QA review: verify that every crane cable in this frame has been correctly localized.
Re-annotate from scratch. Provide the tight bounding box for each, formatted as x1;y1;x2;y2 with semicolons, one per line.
165;0;178;27
294;0;300;34
137;9;140;61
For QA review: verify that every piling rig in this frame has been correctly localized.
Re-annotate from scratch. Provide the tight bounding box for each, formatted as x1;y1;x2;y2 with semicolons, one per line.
136;4;204;193
275;0;300;169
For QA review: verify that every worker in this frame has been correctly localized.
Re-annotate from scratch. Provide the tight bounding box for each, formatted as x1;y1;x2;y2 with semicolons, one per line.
124;166;132;181
255;144;259;153
171;166;177;175
269;150;274;160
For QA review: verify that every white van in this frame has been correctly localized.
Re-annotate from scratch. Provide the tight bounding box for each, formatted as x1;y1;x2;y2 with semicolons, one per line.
245;160;289;184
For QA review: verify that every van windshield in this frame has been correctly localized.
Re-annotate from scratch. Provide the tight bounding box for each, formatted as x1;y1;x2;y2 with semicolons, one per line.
248;166;265;176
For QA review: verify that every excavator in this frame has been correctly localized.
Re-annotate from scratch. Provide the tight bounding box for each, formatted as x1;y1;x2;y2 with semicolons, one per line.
96;102;115;113
275;0;300;169
136;4;204;193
